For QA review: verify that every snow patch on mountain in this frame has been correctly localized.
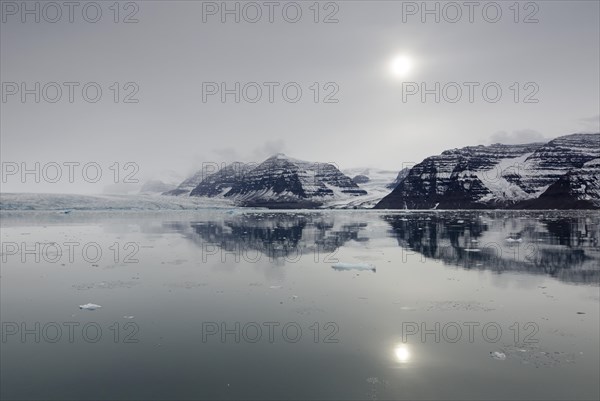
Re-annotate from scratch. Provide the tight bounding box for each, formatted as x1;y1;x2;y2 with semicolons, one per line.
475;153;533;203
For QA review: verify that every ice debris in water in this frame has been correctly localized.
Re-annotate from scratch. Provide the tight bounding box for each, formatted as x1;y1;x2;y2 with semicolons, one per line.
505;237;522;243
331;262;376;272
79;303;102;310
490;351;506;360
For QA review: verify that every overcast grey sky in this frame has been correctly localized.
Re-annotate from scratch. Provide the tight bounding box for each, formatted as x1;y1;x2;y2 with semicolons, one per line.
1;0;599;193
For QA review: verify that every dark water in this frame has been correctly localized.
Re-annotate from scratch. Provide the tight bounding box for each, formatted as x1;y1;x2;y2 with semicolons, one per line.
1;210;599;400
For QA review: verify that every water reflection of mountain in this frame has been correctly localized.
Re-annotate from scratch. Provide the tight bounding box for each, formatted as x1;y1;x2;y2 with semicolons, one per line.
162;211;599;283
166;213;368;261
382;212;600;284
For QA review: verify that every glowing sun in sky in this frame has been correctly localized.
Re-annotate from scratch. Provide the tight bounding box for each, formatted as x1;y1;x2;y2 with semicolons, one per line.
394;345;411;363
390;54;414;78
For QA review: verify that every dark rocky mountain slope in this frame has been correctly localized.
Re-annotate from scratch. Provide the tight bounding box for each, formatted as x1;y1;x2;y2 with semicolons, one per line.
375;133;599;210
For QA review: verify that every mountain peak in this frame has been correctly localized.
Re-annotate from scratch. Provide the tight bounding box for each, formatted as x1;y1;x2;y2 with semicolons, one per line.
185;154;367;207
266;153;289;160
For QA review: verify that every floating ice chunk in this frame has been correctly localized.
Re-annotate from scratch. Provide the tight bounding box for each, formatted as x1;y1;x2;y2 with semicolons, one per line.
464;248;481;252
490;351;506;360
505;237;522;243
79;303;102;310
331;263;376;272
123;316;135;319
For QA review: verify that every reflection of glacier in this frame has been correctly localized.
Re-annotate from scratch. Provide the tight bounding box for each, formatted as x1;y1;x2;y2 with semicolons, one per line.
166;213;368;261
383;212;600;284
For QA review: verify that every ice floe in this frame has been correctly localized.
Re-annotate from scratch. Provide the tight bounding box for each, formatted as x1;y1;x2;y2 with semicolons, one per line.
79;303;102;310
490;351;506;360
331;262;376;272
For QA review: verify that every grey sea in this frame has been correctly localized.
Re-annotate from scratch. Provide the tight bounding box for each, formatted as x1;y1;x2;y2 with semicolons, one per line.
1;210;599;400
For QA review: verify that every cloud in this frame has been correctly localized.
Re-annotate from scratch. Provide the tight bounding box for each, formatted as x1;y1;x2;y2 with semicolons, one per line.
207;140;287;164
212;147;243;163
252;139;286;160
489;129;546;144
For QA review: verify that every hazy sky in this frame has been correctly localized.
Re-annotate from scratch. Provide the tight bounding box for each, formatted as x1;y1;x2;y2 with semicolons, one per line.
1;0;599;193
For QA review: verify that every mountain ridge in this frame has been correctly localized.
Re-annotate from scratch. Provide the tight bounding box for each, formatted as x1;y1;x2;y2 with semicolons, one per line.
181;154;368;208
375;133;599;210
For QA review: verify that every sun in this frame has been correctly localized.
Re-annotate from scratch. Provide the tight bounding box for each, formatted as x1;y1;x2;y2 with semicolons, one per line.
394;345;411;363
390;54;414;78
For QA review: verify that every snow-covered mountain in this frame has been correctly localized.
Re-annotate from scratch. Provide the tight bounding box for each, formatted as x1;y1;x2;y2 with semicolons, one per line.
375;133;600;210
163;169;206;196
386;167;411;190
189;162;252;197
512;133;600;198
189;154;367;208
139;180;177;194
326;168;399;209
518;158;600;209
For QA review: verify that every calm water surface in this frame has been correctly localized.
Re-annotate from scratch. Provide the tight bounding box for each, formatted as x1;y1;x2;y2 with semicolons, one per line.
1;210;599;400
